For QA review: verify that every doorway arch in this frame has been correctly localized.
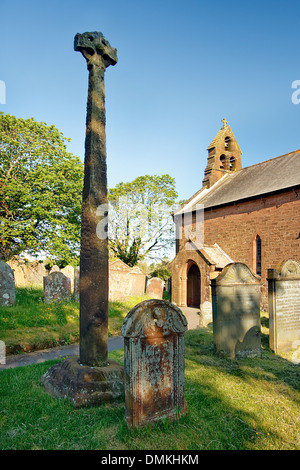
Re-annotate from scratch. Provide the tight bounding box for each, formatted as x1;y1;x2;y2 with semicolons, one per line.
187;263;200;307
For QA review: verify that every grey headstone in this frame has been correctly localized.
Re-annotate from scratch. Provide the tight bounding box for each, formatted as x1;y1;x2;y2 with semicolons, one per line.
268;259;300;355
0;260;16;306
43;271;71;303
211;263;261;358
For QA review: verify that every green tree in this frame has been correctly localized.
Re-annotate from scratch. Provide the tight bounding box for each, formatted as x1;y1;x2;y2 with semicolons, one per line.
0;112;84;263
149;258;172;281
108;174;178;266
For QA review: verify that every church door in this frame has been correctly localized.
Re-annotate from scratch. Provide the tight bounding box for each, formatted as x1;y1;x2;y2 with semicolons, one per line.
187;263;200;307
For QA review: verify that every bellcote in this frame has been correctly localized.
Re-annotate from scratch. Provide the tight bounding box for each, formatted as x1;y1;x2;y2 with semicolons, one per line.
202;119;242;189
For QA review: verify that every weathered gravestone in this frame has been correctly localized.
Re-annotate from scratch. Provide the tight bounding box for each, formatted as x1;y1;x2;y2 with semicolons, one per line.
268;259;300;355
109;259;146;300
211;262;261;358
7;257;27;287
0;260;16;306
146;277;165;299
121;299;188;428
43;271;71;303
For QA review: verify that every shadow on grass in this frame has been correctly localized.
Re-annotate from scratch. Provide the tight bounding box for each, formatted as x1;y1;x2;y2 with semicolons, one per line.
183;328;300;449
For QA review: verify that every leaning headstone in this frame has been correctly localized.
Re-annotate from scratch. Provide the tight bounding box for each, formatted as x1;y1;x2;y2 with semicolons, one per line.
0;260;16;306
43;271;71;303
121;299;188;428
211;262;261;358
268;259;300;355
146;277;164;299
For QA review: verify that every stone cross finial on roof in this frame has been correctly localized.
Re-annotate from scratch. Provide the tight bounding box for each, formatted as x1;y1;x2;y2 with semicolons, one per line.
222;118;228;129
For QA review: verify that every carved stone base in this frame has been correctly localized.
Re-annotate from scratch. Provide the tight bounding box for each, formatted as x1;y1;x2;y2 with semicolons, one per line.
41;356;124;408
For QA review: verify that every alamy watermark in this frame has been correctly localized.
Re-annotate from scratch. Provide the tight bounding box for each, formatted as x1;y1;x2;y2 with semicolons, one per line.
95;199;205;251
291;80;300;104
0;80;6;104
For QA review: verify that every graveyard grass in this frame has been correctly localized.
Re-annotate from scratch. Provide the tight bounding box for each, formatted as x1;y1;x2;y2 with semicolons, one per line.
0;287;150;354
0;308;299;450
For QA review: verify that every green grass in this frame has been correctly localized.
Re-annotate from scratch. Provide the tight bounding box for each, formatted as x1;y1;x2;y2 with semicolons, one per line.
0;288;299;450
0;287;151;354
0;328;299;450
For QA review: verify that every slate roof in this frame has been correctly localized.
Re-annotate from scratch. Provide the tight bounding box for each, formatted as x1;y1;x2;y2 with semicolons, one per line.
184;242;233;268
174;150;300;214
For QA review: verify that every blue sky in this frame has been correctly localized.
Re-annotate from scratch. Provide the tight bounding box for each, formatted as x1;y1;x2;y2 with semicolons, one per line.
1;0;300;201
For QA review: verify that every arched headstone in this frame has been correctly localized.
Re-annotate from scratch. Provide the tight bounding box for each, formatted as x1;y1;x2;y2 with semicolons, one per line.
268;259;300;354
121;299;188;427
211;262;261;358
43;271;71;303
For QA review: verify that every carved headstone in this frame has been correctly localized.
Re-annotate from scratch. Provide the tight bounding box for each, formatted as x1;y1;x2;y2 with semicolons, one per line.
43;272;71;303
121;299;188;428
268;259;300;354
146;277;164;299
0;260;16;306
211;263;261;358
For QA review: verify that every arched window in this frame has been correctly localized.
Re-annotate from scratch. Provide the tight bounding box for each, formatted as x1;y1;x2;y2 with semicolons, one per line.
255;235;262;276
220;155;226;169
225;136;230;150
230;156;236;170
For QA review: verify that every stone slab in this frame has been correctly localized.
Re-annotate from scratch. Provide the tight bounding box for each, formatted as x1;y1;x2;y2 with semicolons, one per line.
41;356;124;408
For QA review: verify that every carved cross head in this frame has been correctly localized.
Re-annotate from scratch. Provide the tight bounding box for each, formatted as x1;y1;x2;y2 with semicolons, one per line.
74;31;117;69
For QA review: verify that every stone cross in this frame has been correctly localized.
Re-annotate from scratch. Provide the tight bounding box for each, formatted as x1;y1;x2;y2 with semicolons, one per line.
74;32;117;366
41;33;123;406
222;118;228;128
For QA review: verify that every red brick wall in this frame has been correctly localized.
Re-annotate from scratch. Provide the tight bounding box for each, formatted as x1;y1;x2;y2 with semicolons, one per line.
177;188;300;309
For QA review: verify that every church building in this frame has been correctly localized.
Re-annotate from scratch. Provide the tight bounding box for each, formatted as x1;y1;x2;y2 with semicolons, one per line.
171;119;300;310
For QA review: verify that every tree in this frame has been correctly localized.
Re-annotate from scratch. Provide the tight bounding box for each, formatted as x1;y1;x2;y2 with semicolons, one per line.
107;174;178;266
149;258;172;281
0;112;84;263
